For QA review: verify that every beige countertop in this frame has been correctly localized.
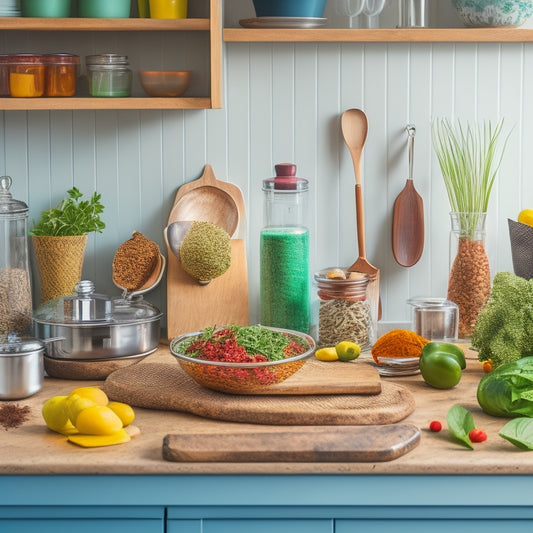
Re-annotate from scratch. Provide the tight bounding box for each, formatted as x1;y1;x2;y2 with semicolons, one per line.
0;344;529;475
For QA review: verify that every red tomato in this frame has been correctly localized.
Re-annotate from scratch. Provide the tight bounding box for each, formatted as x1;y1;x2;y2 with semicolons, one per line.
429;420;442;432
469;428;487;443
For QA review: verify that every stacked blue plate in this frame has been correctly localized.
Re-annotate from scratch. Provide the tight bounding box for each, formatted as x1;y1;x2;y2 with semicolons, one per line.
0;0;21;17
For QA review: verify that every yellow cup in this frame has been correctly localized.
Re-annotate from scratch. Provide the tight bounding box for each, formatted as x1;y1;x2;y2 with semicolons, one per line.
149;0;187;18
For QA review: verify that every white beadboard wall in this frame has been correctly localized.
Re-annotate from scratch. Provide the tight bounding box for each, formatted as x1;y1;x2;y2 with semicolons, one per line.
1;2;532;330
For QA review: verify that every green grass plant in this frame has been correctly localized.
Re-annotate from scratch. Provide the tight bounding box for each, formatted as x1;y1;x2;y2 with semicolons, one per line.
432;118;509;238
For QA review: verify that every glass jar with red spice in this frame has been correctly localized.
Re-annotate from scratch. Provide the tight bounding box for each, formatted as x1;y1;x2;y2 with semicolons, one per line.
44;54;80;97
313;267;377;349
7;54;46;98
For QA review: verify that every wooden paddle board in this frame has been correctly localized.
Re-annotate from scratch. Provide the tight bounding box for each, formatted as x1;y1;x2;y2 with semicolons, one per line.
103;362;415;426
166;165;249;339
163;425;421;463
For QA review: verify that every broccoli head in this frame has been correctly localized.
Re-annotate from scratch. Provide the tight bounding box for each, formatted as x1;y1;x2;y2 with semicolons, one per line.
471;271;533;369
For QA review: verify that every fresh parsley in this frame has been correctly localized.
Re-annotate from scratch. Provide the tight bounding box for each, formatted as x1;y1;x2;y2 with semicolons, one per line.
30;187;105;237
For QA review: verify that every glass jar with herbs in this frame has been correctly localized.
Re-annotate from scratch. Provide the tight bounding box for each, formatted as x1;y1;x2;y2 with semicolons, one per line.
260;163;310;334
314;267;377;349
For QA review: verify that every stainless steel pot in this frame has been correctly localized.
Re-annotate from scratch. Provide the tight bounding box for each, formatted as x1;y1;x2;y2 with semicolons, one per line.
32;280;162;360
0;338;44;399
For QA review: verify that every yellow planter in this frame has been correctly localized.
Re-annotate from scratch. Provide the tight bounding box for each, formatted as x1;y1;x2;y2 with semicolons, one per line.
32;235;87;304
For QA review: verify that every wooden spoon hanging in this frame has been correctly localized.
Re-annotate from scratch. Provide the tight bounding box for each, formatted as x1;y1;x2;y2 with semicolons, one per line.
341;109;381;319
392;125;424;267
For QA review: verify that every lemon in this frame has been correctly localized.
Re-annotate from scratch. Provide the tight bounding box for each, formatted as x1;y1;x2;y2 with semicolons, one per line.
108;401;135;427
75;405;123;436
518;209;533;227
315;347;339;361
68;386;109;406
66;394;96;426
335;341;361;362
42;396;78;435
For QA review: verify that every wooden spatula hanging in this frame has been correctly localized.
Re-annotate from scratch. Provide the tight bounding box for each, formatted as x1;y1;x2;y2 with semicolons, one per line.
341;109;381;320
392;125;424;267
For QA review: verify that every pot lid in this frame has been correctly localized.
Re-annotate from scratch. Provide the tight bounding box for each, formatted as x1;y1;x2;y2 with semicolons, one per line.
0;334;44;355
32;280;161;325
0;176;29;215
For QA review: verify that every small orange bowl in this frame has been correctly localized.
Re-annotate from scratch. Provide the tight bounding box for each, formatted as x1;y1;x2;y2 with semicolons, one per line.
139;70;191;97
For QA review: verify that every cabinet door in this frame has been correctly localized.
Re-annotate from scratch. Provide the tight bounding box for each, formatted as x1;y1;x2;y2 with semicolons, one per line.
0;506;164;533
336;519;533;532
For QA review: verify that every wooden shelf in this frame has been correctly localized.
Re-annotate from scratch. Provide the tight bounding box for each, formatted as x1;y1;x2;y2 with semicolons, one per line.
0;17;210;31
0;0;222;110
223;27;533;43
0;97;213;110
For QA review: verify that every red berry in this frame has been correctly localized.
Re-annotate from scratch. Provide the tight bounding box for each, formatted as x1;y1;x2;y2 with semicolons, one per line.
469;428;487;443
429;420;442;432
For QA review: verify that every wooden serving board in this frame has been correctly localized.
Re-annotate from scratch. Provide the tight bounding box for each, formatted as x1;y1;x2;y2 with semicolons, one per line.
163;425;421;463
166;165;249;339
104;362;415;426
238;359;381;395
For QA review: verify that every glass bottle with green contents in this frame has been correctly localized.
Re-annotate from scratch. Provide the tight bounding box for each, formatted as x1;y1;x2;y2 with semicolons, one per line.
260;164;310;334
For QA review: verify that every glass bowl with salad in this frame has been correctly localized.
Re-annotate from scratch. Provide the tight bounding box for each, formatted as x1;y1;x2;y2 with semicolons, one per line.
170;324;315;394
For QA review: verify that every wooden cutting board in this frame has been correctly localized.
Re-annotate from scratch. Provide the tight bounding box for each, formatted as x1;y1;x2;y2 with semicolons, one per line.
163;425;421;463
166;165;249;339
104;362;415;426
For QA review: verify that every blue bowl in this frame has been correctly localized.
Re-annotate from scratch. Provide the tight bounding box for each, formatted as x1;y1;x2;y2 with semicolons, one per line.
252;0;327;18
452;0;533;27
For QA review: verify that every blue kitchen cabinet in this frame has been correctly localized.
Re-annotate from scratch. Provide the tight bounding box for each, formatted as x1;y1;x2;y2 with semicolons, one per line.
167;518;333;533
337;520;533;532
0;506;165;533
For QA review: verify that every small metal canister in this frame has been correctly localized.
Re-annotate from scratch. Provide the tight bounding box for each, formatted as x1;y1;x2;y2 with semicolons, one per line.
0;340;44;400
408;297;459;342
314;267;378;349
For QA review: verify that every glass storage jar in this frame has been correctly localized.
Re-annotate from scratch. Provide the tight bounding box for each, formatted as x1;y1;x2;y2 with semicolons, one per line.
8;54;46;97
314;267;377;349
44;54;80;97
260;163;310;334
86;54;132;97
0;176;33;344
0;55;11;96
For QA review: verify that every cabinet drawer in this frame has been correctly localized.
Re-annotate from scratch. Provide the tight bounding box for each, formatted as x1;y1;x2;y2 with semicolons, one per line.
0;506;164;533
168;519;332;533
336;519;533;532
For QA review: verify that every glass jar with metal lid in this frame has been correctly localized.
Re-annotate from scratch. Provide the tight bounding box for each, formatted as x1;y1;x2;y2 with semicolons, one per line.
44;53;80;97
86;54;132;97
314;267;377;349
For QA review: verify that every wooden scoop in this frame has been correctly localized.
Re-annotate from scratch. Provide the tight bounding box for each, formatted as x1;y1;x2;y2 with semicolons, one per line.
341;108;381;319
167;164;244;237
392;125;424;267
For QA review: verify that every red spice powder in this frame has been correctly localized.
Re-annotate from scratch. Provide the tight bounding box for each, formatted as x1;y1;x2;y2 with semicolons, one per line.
0;403;31;430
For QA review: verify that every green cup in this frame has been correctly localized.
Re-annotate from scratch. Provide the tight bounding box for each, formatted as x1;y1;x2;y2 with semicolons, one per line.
78;0;132;18
22;0;72;17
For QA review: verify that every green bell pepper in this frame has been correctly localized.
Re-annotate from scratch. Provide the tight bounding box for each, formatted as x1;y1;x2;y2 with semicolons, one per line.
419;342;466;389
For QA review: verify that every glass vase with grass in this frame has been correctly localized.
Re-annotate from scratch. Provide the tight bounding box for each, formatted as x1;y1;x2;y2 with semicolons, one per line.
432;118;508;338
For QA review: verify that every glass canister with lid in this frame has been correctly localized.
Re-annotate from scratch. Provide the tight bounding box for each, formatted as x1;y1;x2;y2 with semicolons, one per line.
0;175;33;344
314;267;377;349
260;163;310;334
44;53;80;97
86;54;132;97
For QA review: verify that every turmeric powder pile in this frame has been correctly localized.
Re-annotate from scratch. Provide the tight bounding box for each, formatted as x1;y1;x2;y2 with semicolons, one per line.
371;328;429;364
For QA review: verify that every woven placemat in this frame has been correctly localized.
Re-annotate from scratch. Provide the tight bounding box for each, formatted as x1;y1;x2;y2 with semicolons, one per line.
104;362;416;426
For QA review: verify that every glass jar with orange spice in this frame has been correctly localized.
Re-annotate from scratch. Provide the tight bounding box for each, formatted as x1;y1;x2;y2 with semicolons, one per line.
8;54;46;98
313;267;377;350
44;54;80;97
